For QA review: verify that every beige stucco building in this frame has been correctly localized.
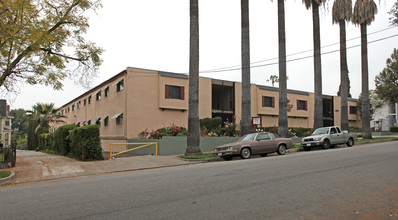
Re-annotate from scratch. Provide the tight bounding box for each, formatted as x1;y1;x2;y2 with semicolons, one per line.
56;67;361;150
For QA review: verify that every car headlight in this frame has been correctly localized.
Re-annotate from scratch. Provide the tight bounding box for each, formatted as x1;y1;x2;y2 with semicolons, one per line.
314;137;322;141
227;146;232;151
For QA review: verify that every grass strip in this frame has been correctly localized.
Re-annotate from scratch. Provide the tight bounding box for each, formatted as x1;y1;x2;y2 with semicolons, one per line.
0;170;11;178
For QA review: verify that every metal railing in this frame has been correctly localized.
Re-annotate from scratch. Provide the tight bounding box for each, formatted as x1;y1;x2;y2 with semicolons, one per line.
0;145;16;168
109;142;158;159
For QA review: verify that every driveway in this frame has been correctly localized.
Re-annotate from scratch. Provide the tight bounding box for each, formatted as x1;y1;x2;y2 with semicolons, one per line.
2;150;198;186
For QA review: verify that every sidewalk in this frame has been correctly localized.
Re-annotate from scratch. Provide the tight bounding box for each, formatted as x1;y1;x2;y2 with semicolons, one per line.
1;150;201;186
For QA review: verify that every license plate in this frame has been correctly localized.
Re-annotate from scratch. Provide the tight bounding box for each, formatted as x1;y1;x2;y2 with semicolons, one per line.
306;144;311;146
218;153;222;156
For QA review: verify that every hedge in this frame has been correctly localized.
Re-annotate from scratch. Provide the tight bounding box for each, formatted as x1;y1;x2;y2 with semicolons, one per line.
38;133;54;151
69;125;104;160
53;124;77;155
391;126;398;132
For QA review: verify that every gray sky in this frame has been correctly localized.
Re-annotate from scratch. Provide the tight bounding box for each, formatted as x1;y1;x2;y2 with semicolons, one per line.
5;0;398;110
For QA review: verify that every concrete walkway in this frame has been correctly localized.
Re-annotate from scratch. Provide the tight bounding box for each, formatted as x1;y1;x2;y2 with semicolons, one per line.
1;150;200;186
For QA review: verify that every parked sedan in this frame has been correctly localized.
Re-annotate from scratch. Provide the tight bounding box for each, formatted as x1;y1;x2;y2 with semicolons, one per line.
213;132;294;161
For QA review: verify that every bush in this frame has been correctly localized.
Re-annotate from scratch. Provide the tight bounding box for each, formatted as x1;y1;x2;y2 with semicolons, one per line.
200;118;222;131
69;125;103;160
147;123;187;139
38;133;54;151
391;126;398;132
16;136;27;150
53;124;77;155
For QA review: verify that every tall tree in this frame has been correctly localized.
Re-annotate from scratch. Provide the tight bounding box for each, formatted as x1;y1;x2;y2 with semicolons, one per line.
185;0;202;156
26;103;64;134
277;0;288;137
241;0;252;136
0;0;103;92
332;0;352;131
389;1;398;26
375;48;398;105
302;0;327;130
352;0;377;139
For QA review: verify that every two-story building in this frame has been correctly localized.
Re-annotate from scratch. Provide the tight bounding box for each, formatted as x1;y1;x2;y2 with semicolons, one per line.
56;67;361;151
0;100;13;147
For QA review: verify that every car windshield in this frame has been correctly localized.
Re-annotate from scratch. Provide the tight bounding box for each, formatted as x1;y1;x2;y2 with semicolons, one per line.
238;133;257;142
312;127;329;135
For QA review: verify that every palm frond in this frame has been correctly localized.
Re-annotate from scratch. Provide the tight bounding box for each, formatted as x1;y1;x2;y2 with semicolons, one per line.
332;0;352;23
352;0;378;25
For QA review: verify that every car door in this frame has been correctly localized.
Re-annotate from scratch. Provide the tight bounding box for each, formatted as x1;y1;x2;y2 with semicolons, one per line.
252;133;272;154
329;127;344;145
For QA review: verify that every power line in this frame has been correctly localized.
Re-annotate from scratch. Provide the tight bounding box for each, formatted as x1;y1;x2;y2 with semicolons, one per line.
199;32;398;74
199;26;397;74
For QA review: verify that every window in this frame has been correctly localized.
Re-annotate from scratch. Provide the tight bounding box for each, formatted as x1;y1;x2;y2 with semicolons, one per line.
349;106;357;115
5;120;10;126
105;87;110;97
262;96;275;108
88;96;92;104
77;101;81;109
165;85;184;100
95;118;101;126
112;113;124;125
96;91;101;101
72;104;75;111
104;116;109;126
297;100;307;111
117;80;124;92
330;127;337;134
256;133;270;140
84;99;86;106
87;120;91;125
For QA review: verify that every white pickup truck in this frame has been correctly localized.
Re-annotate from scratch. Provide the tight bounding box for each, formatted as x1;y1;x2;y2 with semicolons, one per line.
301;126;357;151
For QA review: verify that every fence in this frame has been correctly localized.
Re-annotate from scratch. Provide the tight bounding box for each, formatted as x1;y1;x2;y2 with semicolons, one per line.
0;145;16;169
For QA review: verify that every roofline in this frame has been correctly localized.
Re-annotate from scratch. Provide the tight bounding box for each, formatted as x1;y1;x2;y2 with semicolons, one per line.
60;69;127;108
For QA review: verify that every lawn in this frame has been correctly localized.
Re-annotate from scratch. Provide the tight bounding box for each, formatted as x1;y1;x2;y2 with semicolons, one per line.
0;170;11;178
356;137;396;143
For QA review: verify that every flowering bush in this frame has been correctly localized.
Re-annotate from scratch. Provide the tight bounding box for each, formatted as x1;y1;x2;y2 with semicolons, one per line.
139;123;187;139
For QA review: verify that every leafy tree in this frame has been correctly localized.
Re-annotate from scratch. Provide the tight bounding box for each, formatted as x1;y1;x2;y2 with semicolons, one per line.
26;103;64;134
333;0;352;131
186;0;202;156
302;0;328;130
9;108;28;147
337;75;352;98
352;0;378;139
241;0;252;136
375;48;398;105
389;1;398;26
0;0;103;92
357;90;382;121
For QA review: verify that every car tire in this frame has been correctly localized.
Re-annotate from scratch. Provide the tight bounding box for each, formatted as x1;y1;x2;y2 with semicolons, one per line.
222;156;233;161
240;148;251;159
322;139;331;149
260;153;268;157
303;146;311;151
277;145;286;155
347;138;354;147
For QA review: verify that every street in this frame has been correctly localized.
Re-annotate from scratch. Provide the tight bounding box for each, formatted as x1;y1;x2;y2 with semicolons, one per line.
1;141;397;219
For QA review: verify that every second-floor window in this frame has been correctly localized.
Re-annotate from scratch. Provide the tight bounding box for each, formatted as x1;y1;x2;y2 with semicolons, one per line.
96;91;101;101
349;106;357;115
105;87;110;97
117;80;124;92
262;96;275;108
297;100;308;111
88;96;92;104
165;85;184;100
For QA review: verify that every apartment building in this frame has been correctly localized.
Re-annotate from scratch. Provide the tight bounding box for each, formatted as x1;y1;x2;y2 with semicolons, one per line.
0;100;13;147
56;67;361;150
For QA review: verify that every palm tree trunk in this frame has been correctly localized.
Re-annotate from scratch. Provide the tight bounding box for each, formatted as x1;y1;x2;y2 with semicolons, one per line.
312;0;323;129
360;23;372;139
278;0;288;137
186;0;202;156
339;20;349;131
241;0;252;135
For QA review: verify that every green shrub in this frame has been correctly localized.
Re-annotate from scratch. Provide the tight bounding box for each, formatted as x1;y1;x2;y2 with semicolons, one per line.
349;126;362;132
391;126;398;132
69;125;103;160
38;133;54;151
200;118;222;131
16;136;27;150
53;124;77;155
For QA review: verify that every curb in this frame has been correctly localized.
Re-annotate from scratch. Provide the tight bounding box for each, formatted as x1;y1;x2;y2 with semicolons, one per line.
0;170;15;185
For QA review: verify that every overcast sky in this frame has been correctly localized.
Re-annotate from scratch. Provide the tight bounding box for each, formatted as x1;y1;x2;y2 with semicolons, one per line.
4;0;398;110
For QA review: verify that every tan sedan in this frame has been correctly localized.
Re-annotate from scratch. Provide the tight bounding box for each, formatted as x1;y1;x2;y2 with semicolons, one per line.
214;132;294;161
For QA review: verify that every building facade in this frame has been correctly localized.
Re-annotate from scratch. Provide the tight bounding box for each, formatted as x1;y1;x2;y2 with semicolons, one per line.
0;100;12;147
56;67;361;150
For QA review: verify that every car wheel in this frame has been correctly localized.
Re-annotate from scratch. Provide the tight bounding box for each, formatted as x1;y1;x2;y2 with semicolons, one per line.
277;145;286;155
222;156;233;161
260;153;268;157
240;148;251;159
347;138;354;147
303;146;311;151
322;139;331;149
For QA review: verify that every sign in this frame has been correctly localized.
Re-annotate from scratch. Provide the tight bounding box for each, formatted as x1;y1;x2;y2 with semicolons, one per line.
252;117;261;125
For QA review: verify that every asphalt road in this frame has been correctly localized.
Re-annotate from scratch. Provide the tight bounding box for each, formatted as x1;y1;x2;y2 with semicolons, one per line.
1;141;397;220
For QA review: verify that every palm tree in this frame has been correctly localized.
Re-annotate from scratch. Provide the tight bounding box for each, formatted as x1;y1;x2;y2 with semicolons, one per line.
332;0;352;131
241;0;252;136
352;0;377;139
302;0;327;130
267;75;279;87
26;103;64;134
185;0;202;156
277;0;288;137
